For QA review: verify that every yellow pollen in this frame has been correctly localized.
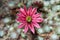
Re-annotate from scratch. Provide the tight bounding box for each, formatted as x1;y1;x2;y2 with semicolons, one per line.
26;16;32;22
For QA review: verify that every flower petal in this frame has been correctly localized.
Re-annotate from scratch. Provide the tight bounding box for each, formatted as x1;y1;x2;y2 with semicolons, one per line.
24;6;27;14
16;17;25;23
31;8;37;15
16;17;21;22
24;24;28;33
36;18;43;22
18;23;25;28
19;8;26;15
28;24;35;33
16;16;26;22
33;22;40;28
27;6;32;15
32;18;43;23
32;13;41;18
16;13;25;17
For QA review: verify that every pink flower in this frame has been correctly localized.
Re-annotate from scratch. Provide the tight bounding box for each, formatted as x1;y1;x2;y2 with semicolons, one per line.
16;6;43;33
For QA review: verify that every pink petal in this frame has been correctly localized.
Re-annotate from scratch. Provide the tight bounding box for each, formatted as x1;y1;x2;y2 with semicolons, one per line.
36;18;43;22
18;23;25;28
28;24;35;33
37;13;42;16
32;13;41;18
19;8;26;15
32;18;43;22
16;18;25;23
27;6;32;15
16;13;25;17
31;8;37;15
20;16;25;21
17;16;25;21
24;24;28;33
24;6;27;14
16;17;21;22
33;22;40;28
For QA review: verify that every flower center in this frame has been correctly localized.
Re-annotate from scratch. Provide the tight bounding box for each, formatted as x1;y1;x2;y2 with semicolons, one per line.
26;16;32;22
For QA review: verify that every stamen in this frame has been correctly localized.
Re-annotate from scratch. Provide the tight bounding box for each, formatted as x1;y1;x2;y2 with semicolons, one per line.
26;16;32;22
